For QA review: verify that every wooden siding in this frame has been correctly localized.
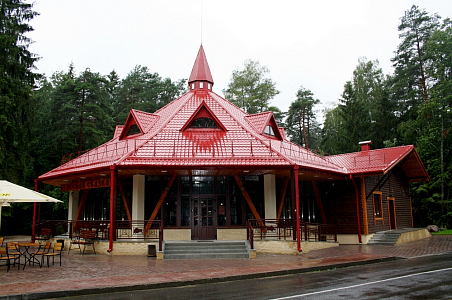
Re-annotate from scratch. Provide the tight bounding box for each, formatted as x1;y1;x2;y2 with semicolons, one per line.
319;166;412;235
365;167;412;233
319;180;361;234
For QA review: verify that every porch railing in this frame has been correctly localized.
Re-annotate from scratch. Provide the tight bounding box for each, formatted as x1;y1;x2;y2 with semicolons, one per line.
247;219;337;249
36;220;164;251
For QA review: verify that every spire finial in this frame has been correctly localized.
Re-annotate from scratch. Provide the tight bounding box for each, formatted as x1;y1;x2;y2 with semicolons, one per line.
188;45;214;91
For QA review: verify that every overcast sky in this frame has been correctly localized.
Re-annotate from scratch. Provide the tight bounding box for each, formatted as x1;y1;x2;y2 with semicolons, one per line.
27;1;451;123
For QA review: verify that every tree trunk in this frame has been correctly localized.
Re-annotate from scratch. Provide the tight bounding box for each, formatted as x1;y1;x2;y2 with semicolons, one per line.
415;28;428;105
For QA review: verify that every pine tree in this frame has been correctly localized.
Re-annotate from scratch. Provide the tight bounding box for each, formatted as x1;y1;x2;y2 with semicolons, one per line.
0;0;40;183
286;86;320;149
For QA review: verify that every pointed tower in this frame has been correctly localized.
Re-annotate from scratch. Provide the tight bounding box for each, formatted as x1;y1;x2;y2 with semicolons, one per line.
188;45;214;91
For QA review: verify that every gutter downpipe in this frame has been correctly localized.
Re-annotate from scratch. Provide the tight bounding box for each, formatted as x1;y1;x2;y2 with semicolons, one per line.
108;165;117;253
294;166;302;253
350;174;362;243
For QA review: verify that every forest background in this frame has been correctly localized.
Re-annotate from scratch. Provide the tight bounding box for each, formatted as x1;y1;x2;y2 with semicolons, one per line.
1;1;450;234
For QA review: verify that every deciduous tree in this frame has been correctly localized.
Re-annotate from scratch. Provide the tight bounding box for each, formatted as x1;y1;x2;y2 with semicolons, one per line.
223;60;279;114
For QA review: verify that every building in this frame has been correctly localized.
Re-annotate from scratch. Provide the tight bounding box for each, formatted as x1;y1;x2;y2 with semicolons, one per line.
36;46;429;255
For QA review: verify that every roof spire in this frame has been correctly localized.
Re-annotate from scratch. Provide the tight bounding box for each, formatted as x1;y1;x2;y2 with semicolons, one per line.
188;45;214;91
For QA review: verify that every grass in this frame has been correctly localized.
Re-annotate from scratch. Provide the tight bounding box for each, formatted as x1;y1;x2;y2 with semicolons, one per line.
432;229;452;235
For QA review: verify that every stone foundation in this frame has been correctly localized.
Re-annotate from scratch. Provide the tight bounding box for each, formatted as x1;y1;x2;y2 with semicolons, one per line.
254;240;339;254
217;228;247;240
337;234;375;244
395;228;431;245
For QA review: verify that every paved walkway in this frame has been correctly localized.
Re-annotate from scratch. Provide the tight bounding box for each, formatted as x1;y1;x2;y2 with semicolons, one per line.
1;235;452;299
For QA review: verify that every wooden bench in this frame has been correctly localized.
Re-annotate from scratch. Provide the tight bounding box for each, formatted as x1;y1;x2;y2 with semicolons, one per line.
35;228;52;243
69;230;96;254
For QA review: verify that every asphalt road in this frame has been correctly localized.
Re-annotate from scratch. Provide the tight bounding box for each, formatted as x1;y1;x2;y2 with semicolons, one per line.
55;252;452;300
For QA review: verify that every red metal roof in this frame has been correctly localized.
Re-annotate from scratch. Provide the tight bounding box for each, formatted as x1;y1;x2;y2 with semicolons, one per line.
38;46;429;185
325;145;429;181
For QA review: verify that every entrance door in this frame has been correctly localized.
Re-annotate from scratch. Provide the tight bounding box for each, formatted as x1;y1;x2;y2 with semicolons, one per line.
388;198;396;230
191;197;216;240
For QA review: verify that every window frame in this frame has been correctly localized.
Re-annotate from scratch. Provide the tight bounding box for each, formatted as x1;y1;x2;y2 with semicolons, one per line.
372;191;384;225
188;117;218;129
125;124;142;137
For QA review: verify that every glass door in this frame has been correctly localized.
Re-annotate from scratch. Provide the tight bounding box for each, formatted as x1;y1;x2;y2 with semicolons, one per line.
191;197;216;240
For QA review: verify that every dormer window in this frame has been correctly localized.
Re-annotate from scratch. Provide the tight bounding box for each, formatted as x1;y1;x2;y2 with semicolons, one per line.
200;82;204;88
182;102;226;132
190;117;217;128
264;125;276;137
126;124;141;136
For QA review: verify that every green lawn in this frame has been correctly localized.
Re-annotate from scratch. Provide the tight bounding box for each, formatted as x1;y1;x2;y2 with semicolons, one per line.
432;229;452;235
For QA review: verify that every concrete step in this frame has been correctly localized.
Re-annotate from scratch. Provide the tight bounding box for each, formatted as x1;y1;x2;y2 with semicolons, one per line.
164;252;250;259
163;241;250;259
368;230;402;246
165;247;246;254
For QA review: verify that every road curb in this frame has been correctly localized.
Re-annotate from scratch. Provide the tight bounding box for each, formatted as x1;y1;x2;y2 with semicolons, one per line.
1;257;401;300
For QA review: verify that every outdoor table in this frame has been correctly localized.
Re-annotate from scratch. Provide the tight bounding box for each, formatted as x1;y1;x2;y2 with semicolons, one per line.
16;242;42;270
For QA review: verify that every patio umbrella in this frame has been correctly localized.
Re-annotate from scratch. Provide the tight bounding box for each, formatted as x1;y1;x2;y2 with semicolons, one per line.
0;180;62;230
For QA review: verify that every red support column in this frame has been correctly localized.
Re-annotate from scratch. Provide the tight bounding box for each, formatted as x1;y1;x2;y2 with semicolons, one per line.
294;167;302;253
32;179;38;243
108;165;117;253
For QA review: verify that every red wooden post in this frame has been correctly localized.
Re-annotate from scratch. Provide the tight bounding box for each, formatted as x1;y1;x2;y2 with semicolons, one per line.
294;167;301;252
32;179;38;243
108;165;117;253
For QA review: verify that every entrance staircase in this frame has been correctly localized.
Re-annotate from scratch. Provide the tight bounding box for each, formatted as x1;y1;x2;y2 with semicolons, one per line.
367;228;425;246
163;240;250;259
368;230;401;245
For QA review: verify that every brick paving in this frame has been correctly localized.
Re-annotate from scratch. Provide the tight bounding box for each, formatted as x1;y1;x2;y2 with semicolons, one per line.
0;235;451;299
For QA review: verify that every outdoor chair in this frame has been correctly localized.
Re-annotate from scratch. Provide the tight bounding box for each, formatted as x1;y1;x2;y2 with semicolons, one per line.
69;230;96;254
0;237;4;247
43;242;63;267
0;246;20;272
32;241;51;265
6;242;23;257
35;228;52;243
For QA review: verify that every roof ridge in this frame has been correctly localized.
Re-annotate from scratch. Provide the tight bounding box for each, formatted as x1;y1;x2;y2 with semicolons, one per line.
327;145;414;158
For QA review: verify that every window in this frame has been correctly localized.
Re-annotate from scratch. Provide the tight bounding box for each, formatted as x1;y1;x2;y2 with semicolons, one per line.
164;198;177;226
189;117;218;128
126;124;141;136
264;125;276;136
192;83;195;89
373;191;384;225
200;82;203;88
181;196;190;227
208;83;211;90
